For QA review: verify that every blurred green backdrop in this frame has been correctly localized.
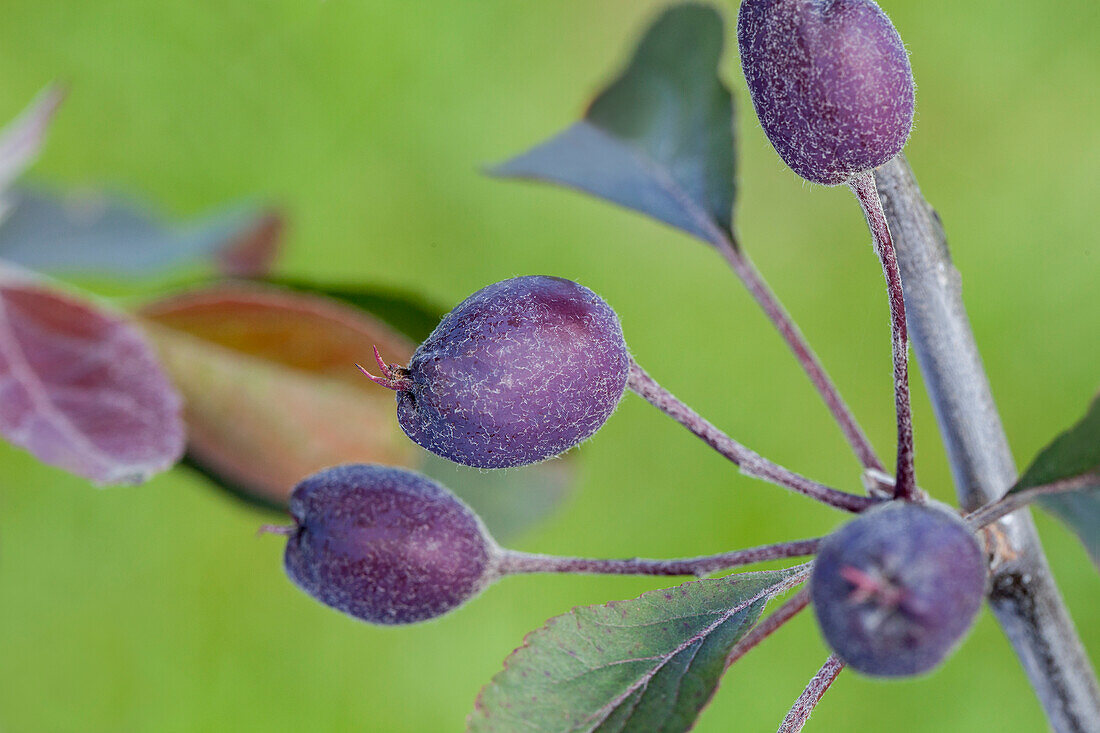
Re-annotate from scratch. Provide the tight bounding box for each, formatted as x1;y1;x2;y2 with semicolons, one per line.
1;0;1097;730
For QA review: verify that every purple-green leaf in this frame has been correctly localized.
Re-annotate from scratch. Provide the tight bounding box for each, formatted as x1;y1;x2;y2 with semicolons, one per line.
492;4;735;246
0;273;184;484
0;188;281;278
1011;394;1100;567
468;567;802;733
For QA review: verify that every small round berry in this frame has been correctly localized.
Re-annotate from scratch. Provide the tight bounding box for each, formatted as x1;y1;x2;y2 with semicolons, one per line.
366;276;630;469
737;0;916;185
810;501;987;677
283;464;498;625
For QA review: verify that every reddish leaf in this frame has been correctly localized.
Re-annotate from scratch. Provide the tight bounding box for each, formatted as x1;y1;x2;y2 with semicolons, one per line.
0;85;64;216
0;278;184;484
140;283;418;506
0;86;64;189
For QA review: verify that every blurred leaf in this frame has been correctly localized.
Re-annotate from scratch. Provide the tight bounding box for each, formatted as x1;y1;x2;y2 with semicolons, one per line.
0;270;184;484
265;277;444;343
492;4;735;245
469;568;800;733
0;188;281;278
1013;394;1100;490
145;282;576;531
0;85;64;215
140;282;418;508
1011;394;1100;567
211;211;284;278
420;452;575;542
1036;491;1100;570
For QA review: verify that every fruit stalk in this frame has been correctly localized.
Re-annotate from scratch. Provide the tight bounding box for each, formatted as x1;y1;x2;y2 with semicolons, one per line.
494;539;821;578
714;233;885;474
875;155;1100;732
850;172;918;501
778;654;845;733
626;361;878;512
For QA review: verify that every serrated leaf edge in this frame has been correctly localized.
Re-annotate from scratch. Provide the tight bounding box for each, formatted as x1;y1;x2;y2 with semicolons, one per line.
469;567;807;733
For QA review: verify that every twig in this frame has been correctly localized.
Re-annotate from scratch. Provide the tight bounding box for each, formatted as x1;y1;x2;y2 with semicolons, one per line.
849;172;917;501
777;654;845;733
875;155;1100;732
627;361;878;513
967;472;1100;530
724;587;811;669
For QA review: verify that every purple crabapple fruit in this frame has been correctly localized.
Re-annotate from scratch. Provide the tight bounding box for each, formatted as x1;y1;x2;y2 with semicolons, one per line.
364;276;631;469
810;501;988;677
282;464;499;625
737;0;916;185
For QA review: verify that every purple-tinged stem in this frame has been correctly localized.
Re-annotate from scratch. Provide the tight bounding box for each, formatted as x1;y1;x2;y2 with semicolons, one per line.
495;538;821;578
716;238;885;474
627;361;878;513
725;587;811;669
691;206;883;475
778;654;845;733
966;472;1100;531
849;172;917;501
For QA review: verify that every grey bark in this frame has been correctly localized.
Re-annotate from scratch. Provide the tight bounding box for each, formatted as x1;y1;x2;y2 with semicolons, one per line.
874;155;1100;733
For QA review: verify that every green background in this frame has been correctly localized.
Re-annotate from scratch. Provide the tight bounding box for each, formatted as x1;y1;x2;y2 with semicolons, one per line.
1;0;1097;730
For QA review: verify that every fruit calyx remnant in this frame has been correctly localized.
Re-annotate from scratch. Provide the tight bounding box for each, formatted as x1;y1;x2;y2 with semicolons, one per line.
811;501;988;677
356;345;413;392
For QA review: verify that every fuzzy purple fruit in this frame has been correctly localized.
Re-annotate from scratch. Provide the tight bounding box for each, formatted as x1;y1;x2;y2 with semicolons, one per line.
810;501;987;677
371;276;630;469
283;464;497;625
737;0;915;185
